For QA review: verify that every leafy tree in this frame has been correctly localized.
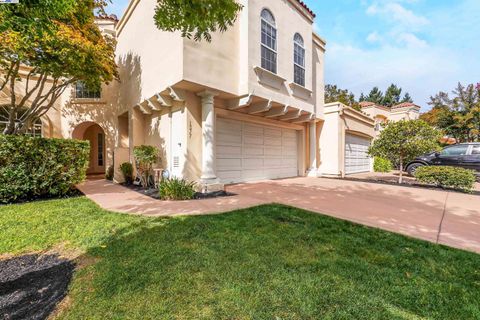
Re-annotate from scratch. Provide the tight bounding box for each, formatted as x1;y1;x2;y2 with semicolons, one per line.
325;84;360;110
154;0;243;42
0;0;117;135
383;84;402;107
368;120;441;183
365;87;384;105
427;82;480;142
401;92;413;103
134;145;159;188
360;85;413;106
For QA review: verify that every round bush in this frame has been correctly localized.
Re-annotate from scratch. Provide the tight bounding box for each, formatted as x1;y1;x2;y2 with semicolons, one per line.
0;135;89;203
374;157;393;173
414;166;476;192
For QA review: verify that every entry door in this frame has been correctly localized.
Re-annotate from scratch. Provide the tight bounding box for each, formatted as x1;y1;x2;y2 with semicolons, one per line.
170;109;185;178
216;118;298;184
345;134;371;174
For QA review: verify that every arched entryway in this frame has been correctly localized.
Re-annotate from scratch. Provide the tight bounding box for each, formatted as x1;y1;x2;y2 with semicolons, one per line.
72;122;106;175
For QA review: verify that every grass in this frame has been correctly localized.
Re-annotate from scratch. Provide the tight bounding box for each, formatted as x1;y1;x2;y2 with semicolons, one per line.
1;198;480;319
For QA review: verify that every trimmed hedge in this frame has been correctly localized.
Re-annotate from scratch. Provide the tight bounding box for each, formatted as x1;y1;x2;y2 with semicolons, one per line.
374;157;393;173
0;135;89;203
415;166;476;192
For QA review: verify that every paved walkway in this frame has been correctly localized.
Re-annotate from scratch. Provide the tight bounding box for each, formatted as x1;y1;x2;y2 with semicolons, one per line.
77;177;480;254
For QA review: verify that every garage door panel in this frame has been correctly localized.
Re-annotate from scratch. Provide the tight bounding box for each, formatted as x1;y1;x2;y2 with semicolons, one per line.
217;158;241;170
243;158;264;169
244;146;264;156
345;134;371;174
216;118;298;184
217;133;242;145
264;128;282;137
217;119;242;133
244;134;264;145
217;145;242;157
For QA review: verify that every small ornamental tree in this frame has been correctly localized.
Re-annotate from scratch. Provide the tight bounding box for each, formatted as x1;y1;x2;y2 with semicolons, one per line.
368;120;441;183
154;0;243;41
133;145;158;188
0;0;117;135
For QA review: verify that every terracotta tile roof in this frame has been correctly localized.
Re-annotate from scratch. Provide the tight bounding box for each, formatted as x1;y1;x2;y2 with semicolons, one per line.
295;0;316;18
359;101;376;108
392;102;420;109
95;14;119;22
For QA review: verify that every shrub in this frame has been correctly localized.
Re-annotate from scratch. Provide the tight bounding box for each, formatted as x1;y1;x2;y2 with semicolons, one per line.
133;145;158;188
159;178;196;200
415;166;476;192
0;135;89;203
119;162;134;185
374;157;393;173
105;165;114;181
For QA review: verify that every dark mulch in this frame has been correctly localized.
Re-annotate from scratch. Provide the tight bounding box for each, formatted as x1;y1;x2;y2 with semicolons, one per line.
0;254;75;320
123;184;236;200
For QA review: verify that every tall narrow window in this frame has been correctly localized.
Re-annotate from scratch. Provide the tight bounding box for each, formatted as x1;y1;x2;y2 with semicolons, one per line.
261;9;277;73
97;133;104;166
293;33;305;86
75;81;101;99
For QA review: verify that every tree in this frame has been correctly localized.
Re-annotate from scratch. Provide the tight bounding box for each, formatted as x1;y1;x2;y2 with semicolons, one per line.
427;82;480;142
365;87;384;105
0;0;117;135
401;92;413;103
368;120;441;183
382;84;402;107
134;145;159;188
325;84;360;110
360;85;414;106
154;0;243;42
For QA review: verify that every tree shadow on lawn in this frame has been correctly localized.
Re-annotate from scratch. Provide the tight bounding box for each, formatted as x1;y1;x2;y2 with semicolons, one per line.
60;204;480;320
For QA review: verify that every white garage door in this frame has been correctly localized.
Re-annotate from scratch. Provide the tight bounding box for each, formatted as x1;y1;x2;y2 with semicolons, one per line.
345;134;371;174
216;118;298;184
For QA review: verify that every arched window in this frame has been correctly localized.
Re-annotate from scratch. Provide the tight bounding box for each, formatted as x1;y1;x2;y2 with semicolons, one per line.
0;107;43;137
261;9;277;73
293;33;305;86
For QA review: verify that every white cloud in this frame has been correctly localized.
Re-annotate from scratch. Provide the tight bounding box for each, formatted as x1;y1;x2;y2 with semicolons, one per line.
396;32;427;48
367;2;429;28
366;31;382;43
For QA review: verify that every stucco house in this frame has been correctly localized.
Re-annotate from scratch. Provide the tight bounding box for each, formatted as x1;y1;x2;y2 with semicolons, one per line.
359;101;421;134
1;0;375;189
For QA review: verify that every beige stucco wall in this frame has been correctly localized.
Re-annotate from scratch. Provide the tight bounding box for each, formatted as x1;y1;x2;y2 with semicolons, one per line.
115;0;184;103
245;0;318;115
320;102;374;176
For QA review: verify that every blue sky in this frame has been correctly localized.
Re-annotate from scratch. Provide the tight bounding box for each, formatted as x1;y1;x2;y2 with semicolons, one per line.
107;0;480;110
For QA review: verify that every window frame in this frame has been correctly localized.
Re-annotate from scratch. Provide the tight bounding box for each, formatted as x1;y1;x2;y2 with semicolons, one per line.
293;33;306;87
440;145;470;157
260;8;278;74
75;81;101;99
0;108;43;137
97;132;104;166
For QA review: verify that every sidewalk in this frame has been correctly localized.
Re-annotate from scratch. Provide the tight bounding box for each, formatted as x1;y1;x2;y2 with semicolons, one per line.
77;177;480;254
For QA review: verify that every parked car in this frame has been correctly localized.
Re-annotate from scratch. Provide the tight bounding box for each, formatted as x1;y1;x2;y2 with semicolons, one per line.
406;143;480;176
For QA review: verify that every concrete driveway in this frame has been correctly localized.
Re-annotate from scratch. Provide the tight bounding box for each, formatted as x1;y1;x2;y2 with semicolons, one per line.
78;177;480;254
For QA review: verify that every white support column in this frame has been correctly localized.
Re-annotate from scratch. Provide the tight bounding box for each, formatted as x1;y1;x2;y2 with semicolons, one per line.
307;121;318;177
197;90;224;193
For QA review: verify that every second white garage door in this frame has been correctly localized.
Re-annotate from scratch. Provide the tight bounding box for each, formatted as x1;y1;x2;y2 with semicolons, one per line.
345;134;371;174
216;118;298;184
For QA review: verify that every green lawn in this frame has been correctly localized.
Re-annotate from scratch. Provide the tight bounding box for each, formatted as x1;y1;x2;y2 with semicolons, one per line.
1;197;480;319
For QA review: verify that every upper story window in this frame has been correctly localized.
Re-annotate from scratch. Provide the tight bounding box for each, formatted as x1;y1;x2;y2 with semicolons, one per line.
75;81;101;99
261;9;277;74
293;33;305;86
